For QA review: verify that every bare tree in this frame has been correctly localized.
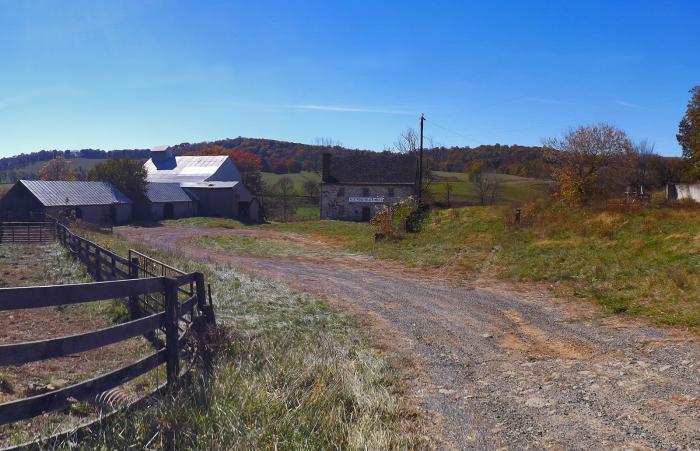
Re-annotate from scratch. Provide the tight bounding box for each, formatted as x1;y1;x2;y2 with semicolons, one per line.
632;139;656;194
273;176;295;222
302;179;320;200
390;127;434;202
391;128;420;154
473;172;501;206
445;182;453;207
313;137;343;147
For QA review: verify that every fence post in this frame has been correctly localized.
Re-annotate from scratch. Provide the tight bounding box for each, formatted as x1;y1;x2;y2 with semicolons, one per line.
128;258;141;319
94;247;102;281
194;272;215;324
164;278;180;387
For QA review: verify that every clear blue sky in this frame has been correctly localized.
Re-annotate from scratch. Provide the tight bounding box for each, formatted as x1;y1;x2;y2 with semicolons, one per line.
1;0;698;157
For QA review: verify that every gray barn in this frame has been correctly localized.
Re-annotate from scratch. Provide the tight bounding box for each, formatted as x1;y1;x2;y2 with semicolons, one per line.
134;183;198;221
320;152;417;221
0;180;133;224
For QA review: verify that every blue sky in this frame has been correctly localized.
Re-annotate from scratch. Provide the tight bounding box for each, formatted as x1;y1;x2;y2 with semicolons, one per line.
0;0;698;157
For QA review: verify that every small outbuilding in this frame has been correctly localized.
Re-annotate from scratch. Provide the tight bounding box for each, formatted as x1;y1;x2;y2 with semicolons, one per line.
666;183;700;202
134;183;197;221
320;152;417;221
0;180;133;224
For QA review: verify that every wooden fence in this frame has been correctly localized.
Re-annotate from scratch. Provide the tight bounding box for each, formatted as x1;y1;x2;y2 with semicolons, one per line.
0;222;215;428
0;221;55;243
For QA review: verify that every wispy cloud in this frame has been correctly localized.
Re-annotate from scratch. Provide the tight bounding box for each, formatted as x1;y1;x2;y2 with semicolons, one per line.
208;101;411;115
613;100;651;110
524;96;577;106
0;94;32;111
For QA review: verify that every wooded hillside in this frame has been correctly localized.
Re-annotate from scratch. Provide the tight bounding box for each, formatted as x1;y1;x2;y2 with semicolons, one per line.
0;136;685;186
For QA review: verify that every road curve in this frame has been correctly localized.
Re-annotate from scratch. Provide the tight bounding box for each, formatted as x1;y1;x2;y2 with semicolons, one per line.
118;225;700;450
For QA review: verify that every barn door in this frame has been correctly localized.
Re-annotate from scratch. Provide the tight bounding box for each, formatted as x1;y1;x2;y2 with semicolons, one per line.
163;203;174;219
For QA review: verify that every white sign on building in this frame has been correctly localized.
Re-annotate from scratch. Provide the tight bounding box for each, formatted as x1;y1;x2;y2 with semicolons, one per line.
349;196;385;203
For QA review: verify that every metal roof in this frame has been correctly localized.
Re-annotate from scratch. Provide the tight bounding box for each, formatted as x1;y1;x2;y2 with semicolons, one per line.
145;183;195;203
144;155;233;183
180;181;240;189
20;180;132;206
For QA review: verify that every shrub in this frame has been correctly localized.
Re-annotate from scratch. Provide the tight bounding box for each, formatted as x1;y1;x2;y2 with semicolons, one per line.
370;197;422;239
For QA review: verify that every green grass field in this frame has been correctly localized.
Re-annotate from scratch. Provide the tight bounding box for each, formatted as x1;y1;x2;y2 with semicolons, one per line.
261;171;320;193
431;171;551;205
0;158;104;178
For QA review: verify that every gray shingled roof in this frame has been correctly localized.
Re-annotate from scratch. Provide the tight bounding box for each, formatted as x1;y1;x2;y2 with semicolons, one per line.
145;183;194;203
20;180;132;206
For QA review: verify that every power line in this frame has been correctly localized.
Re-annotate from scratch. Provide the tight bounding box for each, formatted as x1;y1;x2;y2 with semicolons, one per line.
423;118;484;145
424;115;597;147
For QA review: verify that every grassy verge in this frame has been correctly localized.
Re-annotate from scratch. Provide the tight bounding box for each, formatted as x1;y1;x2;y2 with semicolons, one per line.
60;232;427;449
496;203;700;329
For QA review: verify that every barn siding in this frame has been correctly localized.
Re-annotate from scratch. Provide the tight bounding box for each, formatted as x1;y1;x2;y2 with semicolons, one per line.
0;184;45;220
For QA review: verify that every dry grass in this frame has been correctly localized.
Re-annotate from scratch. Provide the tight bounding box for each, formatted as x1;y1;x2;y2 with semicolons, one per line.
52;232;429;449
0;243;155;447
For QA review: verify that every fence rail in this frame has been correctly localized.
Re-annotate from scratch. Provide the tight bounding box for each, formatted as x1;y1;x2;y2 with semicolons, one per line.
0;221;215;429
0;221;55;243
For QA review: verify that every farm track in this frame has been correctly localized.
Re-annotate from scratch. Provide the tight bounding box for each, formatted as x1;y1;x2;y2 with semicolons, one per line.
118;225;700;450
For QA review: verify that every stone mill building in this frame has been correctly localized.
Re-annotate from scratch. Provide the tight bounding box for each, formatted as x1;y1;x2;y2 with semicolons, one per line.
320;152;417;221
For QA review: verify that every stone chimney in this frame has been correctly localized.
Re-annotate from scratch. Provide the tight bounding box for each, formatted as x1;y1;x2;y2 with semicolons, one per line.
322;153;332;182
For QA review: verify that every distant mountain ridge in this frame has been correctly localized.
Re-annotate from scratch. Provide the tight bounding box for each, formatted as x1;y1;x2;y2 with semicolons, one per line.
0;137;552;183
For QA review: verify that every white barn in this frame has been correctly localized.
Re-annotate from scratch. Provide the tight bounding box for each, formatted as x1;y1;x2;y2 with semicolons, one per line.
143;149;259;221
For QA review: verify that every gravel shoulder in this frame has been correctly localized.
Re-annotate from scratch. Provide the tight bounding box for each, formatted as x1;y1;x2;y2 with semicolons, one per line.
118;225;700;450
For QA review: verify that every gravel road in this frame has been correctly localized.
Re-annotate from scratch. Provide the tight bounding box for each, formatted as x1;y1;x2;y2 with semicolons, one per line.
118;225;700;450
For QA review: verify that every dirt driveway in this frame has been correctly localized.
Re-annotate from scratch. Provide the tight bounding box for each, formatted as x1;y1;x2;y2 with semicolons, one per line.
118;225;700;449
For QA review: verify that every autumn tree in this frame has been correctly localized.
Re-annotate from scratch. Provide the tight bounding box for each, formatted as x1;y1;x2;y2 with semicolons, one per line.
88;158;148;201
544;124;635;205
678;86;700;179
38;157;76;181
229;150;263;195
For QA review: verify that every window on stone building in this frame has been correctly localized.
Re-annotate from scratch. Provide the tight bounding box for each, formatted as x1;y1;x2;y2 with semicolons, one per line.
362;187;369;197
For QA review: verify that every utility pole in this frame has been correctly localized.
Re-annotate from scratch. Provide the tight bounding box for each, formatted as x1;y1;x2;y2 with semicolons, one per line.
418;113;425;203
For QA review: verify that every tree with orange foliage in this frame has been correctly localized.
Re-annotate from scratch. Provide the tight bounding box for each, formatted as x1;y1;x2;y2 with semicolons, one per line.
228;150;263;195
38;156;76;181
188;145;263;194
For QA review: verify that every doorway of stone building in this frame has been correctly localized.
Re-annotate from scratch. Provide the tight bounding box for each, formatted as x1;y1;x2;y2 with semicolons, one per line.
361;206;371;222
